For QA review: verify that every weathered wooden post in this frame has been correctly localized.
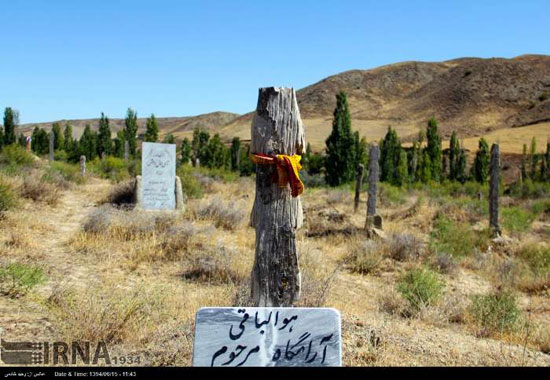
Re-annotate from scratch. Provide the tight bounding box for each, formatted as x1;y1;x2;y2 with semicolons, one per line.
489;143;501;237
250;87;305;307
354;164;364;213
124;140;129;161
80;155;86;176
49;130;55;161
365;145;381;230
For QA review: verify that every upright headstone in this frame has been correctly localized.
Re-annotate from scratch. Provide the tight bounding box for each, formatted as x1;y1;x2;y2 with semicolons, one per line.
80;155;86;176
141;142;176;210
25;136;31;152
124;140;130;161
49;130;54;161
193;307;341;367
366;145;381;229
250;87;305;307
489;143;501;237
354;164;364;213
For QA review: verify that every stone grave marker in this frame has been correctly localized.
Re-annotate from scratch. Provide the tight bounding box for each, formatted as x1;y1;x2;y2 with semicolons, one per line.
141;142;176;210
193;307;341;367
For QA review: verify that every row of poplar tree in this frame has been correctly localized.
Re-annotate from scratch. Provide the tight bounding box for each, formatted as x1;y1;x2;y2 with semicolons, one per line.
322;92;550;187
3;102;550;186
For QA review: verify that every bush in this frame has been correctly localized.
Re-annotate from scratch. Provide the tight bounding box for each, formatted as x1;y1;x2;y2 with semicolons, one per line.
46;161;85;185
388;233;423;262
501;206;537;234
516;244;550;276
431;252;458;274
105;180;135;206
379;183;407;206
176;165;204;199
0;175;18;212
469;291;521;336
0;262;45;297
183;244;243;285
345;240;384;274
20;174;60;205
89;157;130;182
397;267;444;311
0;144;35;174
195;196;244;230
430;215;486;257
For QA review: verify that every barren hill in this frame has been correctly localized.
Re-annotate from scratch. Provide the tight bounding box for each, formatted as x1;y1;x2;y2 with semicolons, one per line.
18;55;550;151
18;111;241;140
219;55;550;150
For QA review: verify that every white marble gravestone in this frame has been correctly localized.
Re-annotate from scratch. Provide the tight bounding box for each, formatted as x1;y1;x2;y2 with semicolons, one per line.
141;142;176;210
193;307;341;367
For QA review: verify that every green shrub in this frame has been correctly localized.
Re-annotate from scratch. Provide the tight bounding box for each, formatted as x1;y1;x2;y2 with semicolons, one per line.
176;165;204;199
379;182;407;206
397;267;444;311
46;161;85;184
501;206;537;233
469;291;521;335
0;262;46;297
430;215;486;257
509;179;550;199
516;244;550;276
89;157;130;182
0;175;18;212
531;199;550;215
197;166;239;183
0;144;35;174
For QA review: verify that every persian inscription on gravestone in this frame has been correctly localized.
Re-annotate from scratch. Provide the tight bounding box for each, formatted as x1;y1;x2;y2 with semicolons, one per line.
193;307;341;367
141;142;176;210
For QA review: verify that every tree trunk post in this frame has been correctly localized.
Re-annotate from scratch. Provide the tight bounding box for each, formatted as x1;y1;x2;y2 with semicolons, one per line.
80;155;86;176
366;145;381;229
49;130;55;161
250;87;305;307
489;143;501;237
124;140;130;161
354;164;364;213
235;145;241;170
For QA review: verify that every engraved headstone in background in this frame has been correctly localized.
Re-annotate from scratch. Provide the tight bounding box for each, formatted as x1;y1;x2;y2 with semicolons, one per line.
141;142;176;210
193;307;341;367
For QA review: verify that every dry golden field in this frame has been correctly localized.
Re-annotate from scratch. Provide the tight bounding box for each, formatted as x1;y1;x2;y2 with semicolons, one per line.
0;154;549;367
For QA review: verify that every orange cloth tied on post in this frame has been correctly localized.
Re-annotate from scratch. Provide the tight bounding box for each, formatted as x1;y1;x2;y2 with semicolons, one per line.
250;153;304;197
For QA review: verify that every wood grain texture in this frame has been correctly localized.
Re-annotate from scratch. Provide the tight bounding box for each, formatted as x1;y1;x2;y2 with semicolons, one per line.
250;87;306;307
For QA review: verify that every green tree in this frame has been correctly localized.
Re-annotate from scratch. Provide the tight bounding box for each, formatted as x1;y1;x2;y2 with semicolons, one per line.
51;122;63;151
426;117;442;181
530;137;538;179
449;131;460;181
419;150;432;183
395;149;409;186
204;133;227;168
144;114;159;143
456;148;467;183
354;131;368;169
230;137;241;171
545;142;550;181
180;138;192;165
521;143;528;180
325;91;356;186
17;133;26;148
97;113;112;157
63;123;74;152
192;127;210;165
380;127;401;184
31;126;49;155
473;138;490;183
162;134;175;144
113;130;126;158
3;107;18;146
79;124;98;160
124;108;138;157
238;144;255;176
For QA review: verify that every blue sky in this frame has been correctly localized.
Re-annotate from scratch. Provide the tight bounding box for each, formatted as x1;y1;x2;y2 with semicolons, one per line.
1;0;549;124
